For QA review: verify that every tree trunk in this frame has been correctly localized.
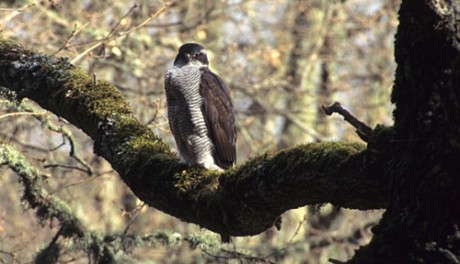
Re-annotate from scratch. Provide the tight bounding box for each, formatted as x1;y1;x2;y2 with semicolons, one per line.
350;0;460;263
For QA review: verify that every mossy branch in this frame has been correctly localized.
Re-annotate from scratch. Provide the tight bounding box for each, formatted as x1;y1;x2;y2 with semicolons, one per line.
0;141;229;263
0;142;86;237
0;40;391;238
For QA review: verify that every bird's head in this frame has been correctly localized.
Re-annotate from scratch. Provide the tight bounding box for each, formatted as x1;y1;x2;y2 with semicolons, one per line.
174;43;209;67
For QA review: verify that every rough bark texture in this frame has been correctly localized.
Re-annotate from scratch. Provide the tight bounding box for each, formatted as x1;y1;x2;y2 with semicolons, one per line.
350;0;460;263
0;39;390;239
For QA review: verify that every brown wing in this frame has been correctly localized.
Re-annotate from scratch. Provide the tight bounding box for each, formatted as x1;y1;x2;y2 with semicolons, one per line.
199;68;237;169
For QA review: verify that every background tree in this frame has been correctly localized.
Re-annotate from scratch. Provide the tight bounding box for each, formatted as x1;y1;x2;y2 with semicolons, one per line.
2;0;454;263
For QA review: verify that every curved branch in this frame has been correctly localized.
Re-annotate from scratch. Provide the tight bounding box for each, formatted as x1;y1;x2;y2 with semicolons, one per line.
0;40;390;238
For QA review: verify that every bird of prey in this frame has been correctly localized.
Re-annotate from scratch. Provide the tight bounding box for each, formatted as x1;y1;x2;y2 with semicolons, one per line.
164;43;237;170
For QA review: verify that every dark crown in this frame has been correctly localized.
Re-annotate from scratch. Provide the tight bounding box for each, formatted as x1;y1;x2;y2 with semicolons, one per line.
174;43;209;67
178;43;205;54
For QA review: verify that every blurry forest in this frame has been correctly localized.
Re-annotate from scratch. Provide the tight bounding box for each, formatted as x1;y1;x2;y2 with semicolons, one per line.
0;0;399;263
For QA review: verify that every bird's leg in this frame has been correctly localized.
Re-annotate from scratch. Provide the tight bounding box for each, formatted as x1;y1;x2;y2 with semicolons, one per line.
198;152;223;171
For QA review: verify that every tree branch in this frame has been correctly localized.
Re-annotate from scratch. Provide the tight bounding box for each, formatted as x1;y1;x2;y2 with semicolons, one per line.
0;141;232;262
0;142;86;238
322;102;373;142
0;40;390;238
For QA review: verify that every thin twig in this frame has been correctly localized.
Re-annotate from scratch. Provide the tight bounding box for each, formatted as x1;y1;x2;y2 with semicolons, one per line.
288;213;307;243
123;203;146;235
71;1;175;64
43;163;91;173
329;259;346;264
0;111;48;120
322;101;373;142
48;171;111;195
145;99;162;125
0;3;36;31
52;22;90;56
106;4;138;38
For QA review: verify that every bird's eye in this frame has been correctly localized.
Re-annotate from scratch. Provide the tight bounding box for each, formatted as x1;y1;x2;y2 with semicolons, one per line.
192;50;208;64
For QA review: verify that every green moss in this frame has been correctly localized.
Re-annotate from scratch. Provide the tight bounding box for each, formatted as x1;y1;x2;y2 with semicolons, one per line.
120;120;170;154
0;38;16;45
227;153;271;182
279;142;364;171
173;166;220;194
83;80;130;117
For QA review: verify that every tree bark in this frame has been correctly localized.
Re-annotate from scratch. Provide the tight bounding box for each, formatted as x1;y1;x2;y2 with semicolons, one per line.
349;0;460;263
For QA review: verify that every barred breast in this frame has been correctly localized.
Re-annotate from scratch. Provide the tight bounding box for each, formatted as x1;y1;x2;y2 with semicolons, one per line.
164;65;217;169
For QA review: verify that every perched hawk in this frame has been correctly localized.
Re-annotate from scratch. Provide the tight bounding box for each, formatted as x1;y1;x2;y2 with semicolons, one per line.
164;43;237;170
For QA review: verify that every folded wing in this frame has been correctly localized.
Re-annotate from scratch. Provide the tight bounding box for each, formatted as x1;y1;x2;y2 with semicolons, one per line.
199;68;237;169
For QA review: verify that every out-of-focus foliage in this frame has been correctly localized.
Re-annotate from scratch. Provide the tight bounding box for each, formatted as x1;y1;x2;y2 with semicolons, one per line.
0;0;398;263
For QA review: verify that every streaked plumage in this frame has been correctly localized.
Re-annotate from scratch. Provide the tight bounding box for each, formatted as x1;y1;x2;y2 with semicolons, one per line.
164;43;236;170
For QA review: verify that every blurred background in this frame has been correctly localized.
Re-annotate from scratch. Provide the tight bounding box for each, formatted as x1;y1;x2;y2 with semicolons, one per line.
0;0;399;263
